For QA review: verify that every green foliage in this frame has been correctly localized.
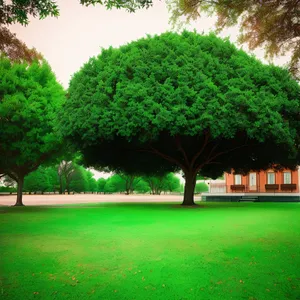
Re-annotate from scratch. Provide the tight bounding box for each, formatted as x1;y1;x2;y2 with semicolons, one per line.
69;166;89;193
103;175;119;194
163;173;181;192
97;178;106;193
24;167;51;193
86;170;98;192
142;173;180;194
104;174;126;193
45;167;60;192
61;32;300;204
195;182;209;193
0;57;65;176
0;56;65;204
143;176;165;195
0;186;17;193
23;166;59;193
134;179;151;194
0;0;151;26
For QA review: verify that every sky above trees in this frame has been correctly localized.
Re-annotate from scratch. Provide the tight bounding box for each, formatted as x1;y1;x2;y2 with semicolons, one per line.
9;0;291;89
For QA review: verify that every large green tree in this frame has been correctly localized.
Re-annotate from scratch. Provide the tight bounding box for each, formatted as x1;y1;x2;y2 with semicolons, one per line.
168;0;300;79
0;57;65;205
61;32;300;205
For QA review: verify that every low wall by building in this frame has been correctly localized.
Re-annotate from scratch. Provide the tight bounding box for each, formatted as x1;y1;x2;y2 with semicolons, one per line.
202;194;300;202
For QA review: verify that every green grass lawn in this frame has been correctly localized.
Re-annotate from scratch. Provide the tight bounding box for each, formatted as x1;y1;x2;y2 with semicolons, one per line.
0;202;300;300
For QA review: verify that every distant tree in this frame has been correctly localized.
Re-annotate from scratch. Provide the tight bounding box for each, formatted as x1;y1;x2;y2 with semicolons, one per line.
86;170;97;193
61;32;300;205
101;173;142;194
168;0;300;79
97;178;106;194
58;161;76;194
135;179;151;194
0;26;42;63
23;167;51;194
0;57;65;205
45;166;60;193
143;175;165;195
103;175;120;194
162;173;181;193
69;166;88;193
143;173;180;194
195;182;209;193
0;186;17;193
106;174;126;193
117;172;141;194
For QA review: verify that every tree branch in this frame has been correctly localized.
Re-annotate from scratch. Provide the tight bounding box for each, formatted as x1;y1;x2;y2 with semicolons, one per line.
174;135;190;167
190;130;211;168
138;145;188;173
194;143;249;175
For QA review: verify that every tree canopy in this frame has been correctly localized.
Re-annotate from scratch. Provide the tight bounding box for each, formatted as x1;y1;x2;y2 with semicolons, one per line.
168;0;300;79
0;57;65;205
61;32;300;205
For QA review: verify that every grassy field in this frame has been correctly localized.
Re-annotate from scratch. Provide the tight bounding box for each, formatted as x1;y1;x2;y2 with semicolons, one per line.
0;202;299;300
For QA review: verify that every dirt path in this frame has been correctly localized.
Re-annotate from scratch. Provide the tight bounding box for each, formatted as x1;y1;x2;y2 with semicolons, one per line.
0;194;201;206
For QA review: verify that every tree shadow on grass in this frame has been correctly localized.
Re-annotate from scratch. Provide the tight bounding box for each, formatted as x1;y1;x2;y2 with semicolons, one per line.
0;201;267;214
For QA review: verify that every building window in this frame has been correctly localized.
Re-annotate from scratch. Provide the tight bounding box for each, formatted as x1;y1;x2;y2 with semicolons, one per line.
234;174;242;185
283;172;291;184
267;172;275;184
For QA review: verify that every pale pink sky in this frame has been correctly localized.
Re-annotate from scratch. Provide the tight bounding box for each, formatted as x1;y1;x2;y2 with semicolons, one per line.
9;0;289;89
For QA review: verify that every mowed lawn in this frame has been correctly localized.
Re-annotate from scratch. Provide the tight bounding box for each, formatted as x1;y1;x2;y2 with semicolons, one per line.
0;202;299;300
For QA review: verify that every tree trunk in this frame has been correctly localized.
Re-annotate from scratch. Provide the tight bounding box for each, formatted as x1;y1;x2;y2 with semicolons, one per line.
59;175;63;194
15;177;24;206
182;172;197;206
66;176;70;194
